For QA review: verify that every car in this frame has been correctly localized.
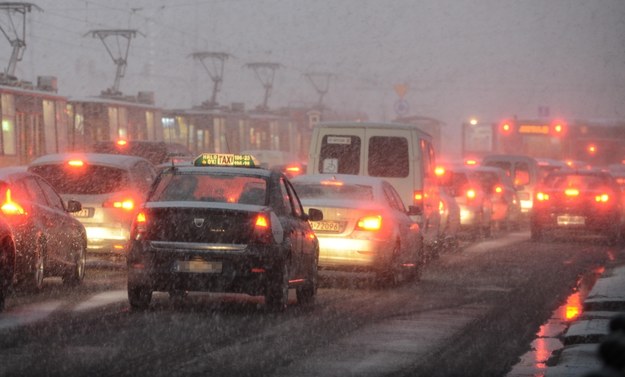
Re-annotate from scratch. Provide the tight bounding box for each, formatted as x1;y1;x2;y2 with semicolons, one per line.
438;166;493;239
90;140;194;166
28;153;157;258
0;167;87;293
241;149;307;179
126;153;323;311
530;169;625;244
481;154;542;216
291;174;424;285
465;165;522;231
0;216;16;311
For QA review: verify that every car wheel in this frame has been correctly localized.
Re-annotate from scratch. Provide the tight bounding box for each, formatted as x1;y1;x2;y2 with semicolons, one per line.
376;243;402;288
22;239;46;292
128;283;152;310
296;255;317;307
265;261;289;312
63;239;86;286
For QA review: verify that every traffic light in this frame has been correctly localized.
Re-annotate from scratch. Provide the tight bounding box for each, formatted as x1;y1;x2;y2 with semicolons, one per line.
499;120;514;135
550;119;567;137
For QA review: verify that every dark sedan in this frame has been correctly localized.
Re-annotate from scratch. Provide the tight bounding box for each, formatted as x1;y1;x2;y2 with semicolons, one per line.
126;153;322;311
0;167;87;293
530;169;625;244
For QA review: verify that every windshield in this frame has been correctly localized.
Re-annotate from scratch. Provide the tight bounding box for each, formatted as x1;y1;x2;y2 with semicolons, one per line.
29;164;130;195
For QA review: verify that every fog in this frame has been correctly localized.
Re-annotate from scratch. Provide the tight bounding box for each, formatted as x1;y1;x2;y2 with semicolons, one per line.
2;0;624;156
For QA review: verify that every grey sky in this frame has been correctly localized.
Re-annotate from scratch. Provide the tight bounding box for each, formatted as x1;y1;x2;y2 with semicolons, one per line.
1;0;624;156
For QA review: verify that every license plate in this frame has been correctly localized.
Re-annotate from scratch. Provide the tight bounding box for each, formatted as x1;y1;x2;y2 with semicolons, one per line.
310;220;341;232
173;260;222;273
72;207;93;218
557;215;585;226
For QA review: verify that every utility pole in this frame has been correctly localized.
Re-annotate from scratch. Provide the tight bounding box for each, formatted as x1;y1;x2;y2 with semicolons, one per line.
84;29;142;95
305;72;334;109
0;2;41;77
190;51;230;108
245;62;281;111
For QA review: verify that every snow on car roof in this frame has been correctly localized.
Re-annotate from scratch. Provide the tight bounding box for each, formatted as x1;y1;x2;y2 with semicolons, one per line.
28;152;153;169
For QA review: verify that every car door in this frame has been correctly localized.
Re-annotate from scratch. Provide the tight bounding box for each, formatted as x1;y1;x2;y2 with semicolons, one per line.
273;176;303;279
382;181;418;254
285;179;316;278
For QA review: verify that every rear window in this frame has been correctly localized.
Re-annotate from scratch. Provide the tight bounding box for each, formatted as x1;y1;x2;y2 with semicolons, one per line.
542;173;611;190
29;164;130;195
151;172;268;204
293;182;373;201
319;135;361;174
368;136;409;178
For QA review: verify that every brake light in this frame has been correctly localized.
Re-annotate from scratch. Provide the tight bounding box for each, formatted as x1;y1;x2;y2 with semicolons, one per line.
67;159;84;167
414;190;424;203
466;188;477;200
103;197;135;211
564;188;579;197
1;189;26;215
130;211;147;240
595;194;610;203
494;185;503;194
116;139;128;147
434;166;446;176
356;215;382;231
536;192;550;201
285;165;301;173
253;213;273;244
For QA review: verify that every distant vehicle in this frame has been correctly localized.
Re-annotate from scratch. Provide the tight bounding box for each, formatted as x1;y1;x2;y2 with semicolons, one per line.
530;169;624;244
0;167;87;292
536;158;568;179
437;166;493;238
126;153;323;311
0;217;15;311
307;121;449;254
291;174;424;285
481;154;541;216
464;165;522;230
28;153;157;258
90;140;194;166
241;149;306;179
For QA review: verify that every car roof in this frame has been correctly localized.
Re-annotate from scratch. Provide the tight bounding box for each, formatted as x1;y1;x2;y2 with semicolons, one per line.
28;152;153;169
0;166;32;181
482;154;539;163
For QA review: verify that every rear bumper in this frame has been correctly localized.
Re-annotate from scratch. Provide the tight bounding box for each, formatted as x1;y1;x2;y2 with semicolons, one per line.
127;240;284;296
316;236;394;270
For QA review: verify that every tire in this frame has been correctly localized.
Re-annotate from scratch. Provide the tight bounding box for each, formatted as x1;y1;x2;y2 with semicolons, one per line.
296;254;317;307
128;283;152;310
376;243;401;288
265;261;289;312
63;239;86;286
22;239;46;292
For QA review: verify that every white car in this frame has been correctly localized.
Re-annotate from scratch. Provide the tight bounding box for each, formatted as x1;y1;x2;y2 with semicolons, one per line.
291;174;424;285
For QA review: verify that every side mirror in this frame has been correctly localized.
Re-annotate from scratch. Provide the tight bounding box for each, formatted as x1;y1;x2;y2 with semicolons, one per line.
66;199;82;213
407;205;422;216
307;208;323;221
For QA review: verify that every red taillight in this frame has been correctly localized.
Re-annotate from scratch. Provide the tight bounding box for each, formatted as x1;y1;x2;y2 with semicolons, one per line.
131;211;147;240
465;188;477;200
67;159;84;168
564;188;579;197
285;165;301;174
536;192;550;201
494;185;503;194
356;215;382;231
595;193;610;203
116;139;128;147
253;213;273;244
414;190;424;204
103;197;136;211
1;189;26;216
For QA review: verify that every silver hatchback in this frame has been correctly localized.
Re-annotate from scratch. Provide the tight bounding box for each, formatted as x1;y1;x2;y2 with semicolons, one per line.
28;153;156;258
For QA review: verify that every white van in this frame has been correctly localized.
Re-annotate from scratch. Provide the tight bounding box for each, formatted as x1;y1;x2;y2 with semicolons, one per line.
307;121;446;250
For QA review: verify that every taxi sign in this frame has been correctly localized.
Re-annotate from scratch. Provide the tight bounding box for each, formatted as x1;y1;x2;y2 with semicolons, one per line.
194;153;257;167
